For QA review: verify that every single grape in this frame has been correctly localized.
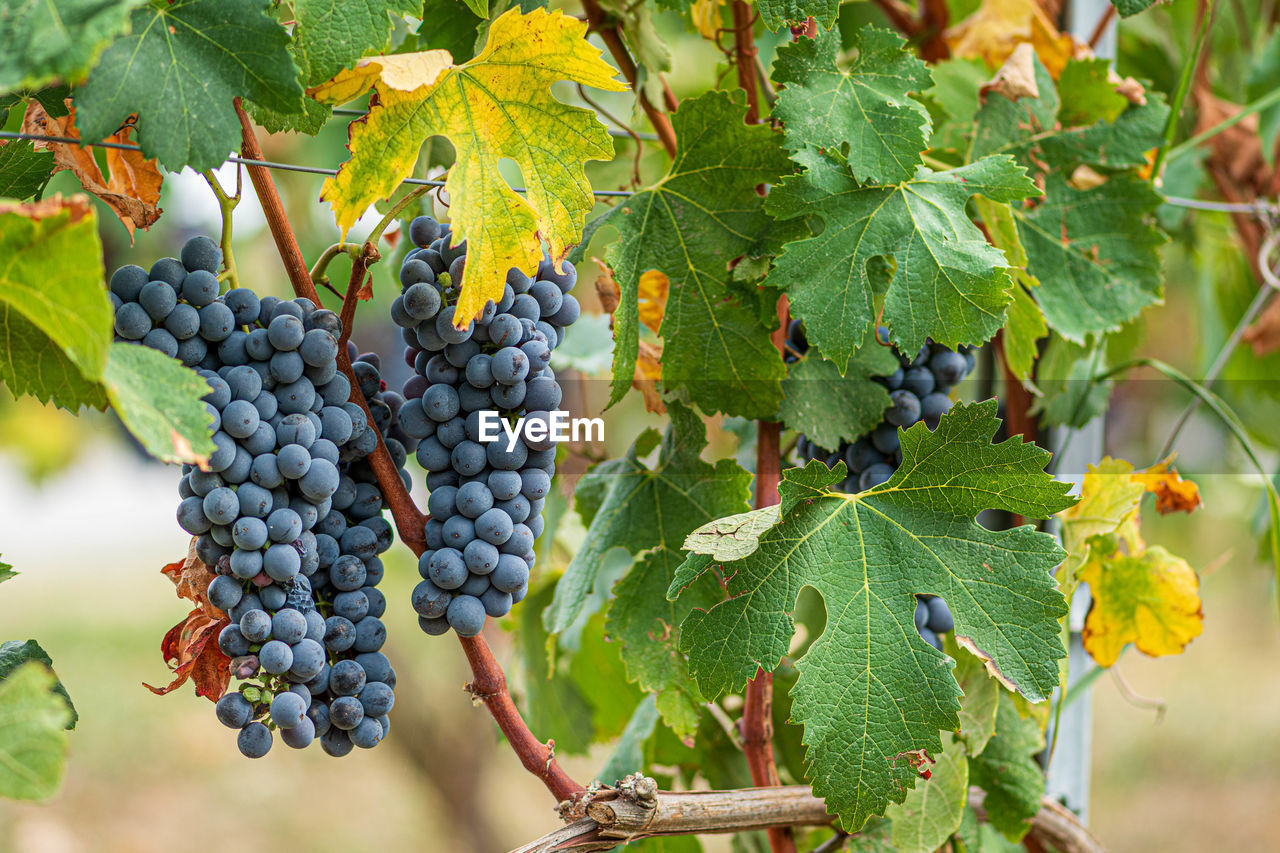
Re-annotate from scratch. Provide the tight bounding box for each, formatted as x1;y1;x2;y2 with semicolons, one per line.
921;393;951;429
429;548;467;589
859;463;895;491
926;597;954;633
329;696;365;731
110;264;149;301
270;691;308;729
259;640;294;675
181;236;222;273
930;350;968;386
491;553;529;593
412;579;451;618
264;543;302;581
447;595;486;637
215;692;254;729
237;722;273;758
885;389;921;428
349;716;385;749
114;302;152;340
271;608;308;644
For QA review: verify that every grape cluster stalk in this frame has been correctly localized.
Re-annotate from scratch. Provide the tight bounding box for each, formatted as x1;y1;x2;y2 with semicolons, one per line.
110;236;411;758
390;216;580;637
786;320;976;650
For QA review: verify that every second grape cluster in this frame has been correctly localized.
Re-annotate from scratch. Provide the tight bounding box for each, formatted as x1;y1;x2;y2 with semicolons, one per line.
390;217;580;637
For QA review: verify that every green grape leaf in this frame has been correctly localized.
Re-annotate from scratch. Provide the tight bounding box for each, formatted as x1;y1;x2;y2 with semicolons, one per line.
952;646;1000;756
103;343;215;465
772;26;931;184
0;663;73;801
670;401;1072;828
0;555;14;585
768;150;1037;372
0;0;147;94
552;404;752;737
970;56;1168;342
1056;58;1129;127
1030;334;1112;428
294;0;421;86
1113;0;1157;15
75;0;302;172
778;344;899;451
0;640;76;728
0;140;54;200
0;197;112;409
884;732;969;852
602;91;793;417
757;0;839;31
417;0;485;61
0;310;108;409
244;89;331;136
967;692;1045;842
598;694;660;785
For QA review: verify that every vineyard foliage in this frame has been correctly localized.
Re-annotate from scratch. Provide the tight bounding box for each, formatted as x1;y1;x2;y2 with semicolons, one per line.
0;0;1276;850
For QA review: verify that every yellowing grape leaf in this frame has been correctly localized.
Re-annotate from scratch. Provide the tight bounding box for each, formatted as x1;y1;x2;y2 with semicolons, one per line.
1059;457;1204;667
946;0;1076;78
310;8;625;324
1132;456;1202;515
1058;457;1144;571
1078;540;1203;667
637;270;668;335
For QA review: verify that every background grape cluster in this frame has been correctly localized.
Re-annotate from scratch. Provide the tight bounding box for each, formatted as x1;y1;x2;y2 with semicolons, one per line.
389;216;580;638
109;237;410;758
786;320;975;650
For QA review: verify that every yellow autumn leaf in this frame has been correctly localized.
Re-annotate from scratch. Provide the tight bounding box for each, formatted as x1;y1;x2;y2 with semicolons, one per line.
1057;457;1145;585
1078;543;1204;667
690;0;725;39
310;8;626;324
637;269;669;335
1131;455;1202;515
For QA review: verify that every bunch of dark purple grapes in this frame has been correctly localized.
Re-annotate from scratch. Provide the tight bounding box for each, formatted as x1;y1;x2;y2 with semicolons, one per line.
109;237;409;758
389;216;579;637
785;320;975;649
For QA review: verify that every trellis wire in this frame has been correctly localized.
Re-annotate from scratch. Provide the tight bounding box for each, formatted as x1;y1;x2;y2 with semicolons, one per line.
330;106;662;142
5;130;1275;212
0;131;634;198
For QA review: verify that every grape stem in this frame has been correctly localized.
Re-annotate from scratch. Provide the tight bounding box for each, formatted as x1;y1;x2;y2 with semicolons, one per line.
202;169;241;290
337;241;381;355
234;95;582;804
738;7;793;847
308;242;354;288
581;0;678;159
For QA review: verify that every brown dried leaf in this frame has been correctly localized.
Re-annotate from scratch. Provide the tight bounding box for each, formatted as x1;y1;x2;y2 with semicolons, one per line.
0;194;94;222
144;607;230;701
1243;296;1280;356
634;340;666;414
162;538;224;620
357;272;375;301
1131;457;1202;515
1109;70;1147;106
593;256;621;317
21;100;163;243
981;43;1039;103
